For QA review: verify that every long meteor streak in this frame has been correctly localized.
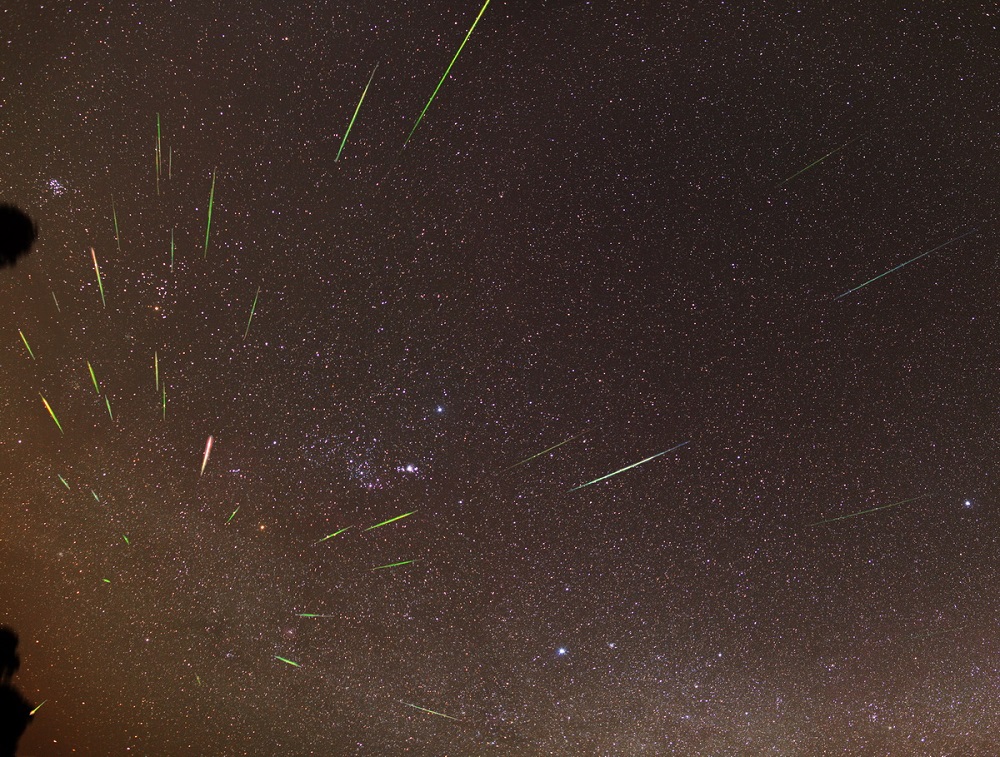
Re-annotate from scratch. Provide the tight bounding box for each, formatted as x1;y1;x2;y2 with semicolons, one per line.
91;247;106;307
776;137;860;188
571;441;690;492
30;700;47;716
834;229;979;300
39;394;64;434
201;435;214;476
336;64;378;162
203;168;216;258
365;511;416;531
807;493;932;527
104;395;113;421
275;656;301;667
298;613;338;618
505;432;583;470
404;0;493;146
372;559;417;570
400;701;462;721
18;329;34;359
170;227;175;272
316;526;351;544
244;286;260;340
154;351;159;390
111;197;121;253
87;361;100;393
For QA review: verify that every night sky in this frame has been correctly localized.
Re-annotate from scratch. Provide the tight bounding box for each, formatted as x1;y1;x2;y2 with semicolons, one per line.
2;2;998;754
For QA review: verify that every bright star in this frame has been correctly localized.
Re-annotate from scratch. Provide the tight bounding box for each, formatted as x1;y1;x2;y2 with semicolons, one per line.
557;647;567;656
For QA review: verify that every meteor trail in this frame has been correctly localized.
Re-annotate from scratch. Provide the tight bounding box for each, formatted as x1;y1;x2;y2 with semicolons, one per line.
203;168;216;258
400;701;462;721
275;656;301;667
162;384;166;420
87;361;100;393
57;475;70;490
30;700;47;716
404;0;493;146
18;329;34;359
244;286;260;340
505;432;583;470
170;227;175;272
154;351;159;390
111;197;121;253
570;441;690;492
122;534;130;545
808;494;932;527
91;247;106;307
776;137;860;188
51;291;60;312
336;63;378;162
834;229;980;300
91;490;100;502
227;506;239;523
39;394;63;434
200;435;214;476
104;395;113;421
372;559;417;570
297;613;337;618
316;526;351;544
365;511;416;531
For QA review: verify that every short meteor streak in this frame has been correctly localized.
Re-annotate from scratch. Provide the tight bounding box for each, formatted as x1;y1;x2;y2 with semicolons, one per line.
505;432;583;470
372;559;417;570
275;656;301;668
39;394;64;434
30;700;47;716
111;197;121;253
51;291;60;312
91;247;106;307
104;395;114;421
336;63;378;162
227;506;239;523
365;511;416;531
203;168;216;258
169;228;175;272
776;137;860;188
834;229;979;300
57;475;70;490
807;493;932;527
404;0;493;147
91;490;100;502
243;286;260;340
87;361;100;393
200;435;214;476
18;330;34;359
122;534;130;545
571;441;690;492
315;526;351;544
162;384;166;420
400;701;462;721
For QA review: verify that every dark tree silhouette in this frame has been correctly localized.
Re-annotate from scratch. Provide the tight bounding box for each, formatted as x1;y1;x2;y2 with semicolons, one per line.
0;205;38;268
0;627;33;757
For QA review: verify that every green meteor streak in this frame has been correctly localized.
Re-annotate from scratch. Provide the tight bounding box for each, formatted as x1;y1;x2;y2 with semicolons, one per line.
776;137;860;188
227;506;239;523
297;613;337;618
104;395;114;421
154;351;159;390
834;229;979;300
122;534;130;545
30;700;47;716
372;559;417;570
39;394;64;434
404;0;493;146
87;361;100;393
91;247;106;307
18;329;34;359
336;63;378;162
203;168;216;258
570;441;690;492
111;197;121;253
807;493;932;527
57;474;70;490
505;432;583;471
365;510;416;531
102;578;111;583
91;490;100;502
315;526;351;544
275;656;301;667
400;700;462;721
244;286;260;340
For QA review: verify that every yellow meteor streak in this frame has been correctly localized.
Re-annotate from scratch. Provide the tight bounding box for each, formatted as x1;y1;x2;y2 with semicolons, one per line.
39;394;64;434
200;435;214;476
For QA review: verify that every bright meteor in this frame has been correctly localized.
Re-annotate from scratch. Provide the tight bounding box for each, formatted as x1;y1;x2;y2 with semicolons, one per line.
244;286;260;340
39;394;64;434
400;701;462;721
834;229;979;300
91;247;106;307
203;168;216;258
570;441;690;492
200;435;214;476
336;63;378;162
315;526;351;544
365;511;416;532
275;656;301;667
807;493;932;527
404;0;493;146
505;432;583;471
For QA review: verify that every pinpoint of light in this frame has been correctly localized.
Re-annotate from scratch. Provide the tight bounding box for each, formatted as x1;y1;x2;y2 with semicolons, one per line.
835;228;979;300
570;441;690;491
18;329;34;359
203;168;216;258
315;526;351;544
39;394;64;434
336;63;379;162
200;435;214;476
275;656;300;668
30;700;47;716
557;647;568;656
963;499;973;509
404;0;494;147
365;510;416;531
